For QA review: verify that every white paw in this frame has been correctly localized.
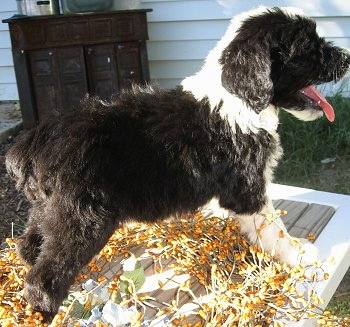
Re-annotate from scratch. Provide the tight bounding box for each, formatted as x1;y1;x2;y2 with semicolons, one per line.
200;198;230;219
279;238;319;267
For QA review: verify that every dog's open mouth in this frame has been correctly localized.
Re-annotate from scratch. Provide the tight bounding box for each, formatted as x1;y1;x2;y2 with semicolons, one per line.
300;85;335;122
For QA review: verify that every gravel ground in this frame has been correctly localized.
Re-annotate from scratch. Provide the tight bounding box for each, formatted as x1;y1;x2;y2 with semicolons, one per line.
0;136;29;247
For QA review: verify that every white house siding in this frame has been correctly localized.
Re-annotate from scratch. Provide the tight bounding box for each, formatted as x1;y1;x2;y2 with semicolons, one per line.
0;0;350;100
0;2;17;100
141;0;230;89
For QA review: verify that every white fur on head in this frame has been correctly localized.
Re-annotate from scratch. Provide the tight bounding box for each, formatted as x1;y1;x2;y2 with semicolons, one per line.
181;6;306;134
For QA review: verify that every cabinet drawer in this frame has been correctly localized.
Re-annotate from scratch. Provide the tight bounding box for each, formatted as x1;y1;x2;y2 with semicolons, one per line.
6;10;151;50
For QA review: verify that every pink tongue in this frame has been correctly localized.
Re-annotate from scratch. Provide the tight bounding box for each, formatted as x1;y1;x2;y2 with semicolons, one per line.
301;85;335;122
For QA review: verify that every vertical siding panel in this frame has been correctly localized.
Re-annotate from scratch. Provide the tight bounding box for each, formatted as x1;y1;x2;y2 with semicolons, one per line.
142;0;228;87
0;5;17;100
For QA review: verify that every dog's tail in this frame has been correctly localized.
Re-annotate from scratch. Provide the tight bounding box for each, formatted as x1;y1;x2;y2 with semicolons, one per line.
5;125;54;201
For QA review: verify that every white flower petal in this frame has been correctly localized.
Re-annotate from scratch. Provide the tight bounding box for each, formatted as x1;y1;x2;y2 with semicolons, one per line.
147;315;170;326
122;253;137;271
87;306;102;324
83;279;98;291
102;301;138;327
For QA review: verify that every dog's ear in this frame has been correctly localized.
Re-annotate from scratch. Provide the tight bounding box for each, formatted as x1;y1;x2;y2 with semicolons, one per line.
219;37;274;113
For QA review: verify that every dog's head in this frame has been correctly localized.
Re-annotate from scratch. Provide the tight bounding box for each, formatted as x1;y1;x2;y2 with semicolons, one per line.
219;7;350;122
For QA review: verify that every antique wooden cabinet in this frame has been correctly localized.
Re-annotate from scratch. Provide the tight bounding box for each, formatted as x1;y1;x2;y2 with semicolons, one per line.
4;9;152;128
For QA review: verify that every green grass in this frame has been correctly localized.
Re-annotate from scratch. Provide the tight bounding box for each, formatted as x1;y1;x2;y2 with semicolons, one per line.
329;295;350;317
327;268;350;318
274;95;350;317
275;95;350;193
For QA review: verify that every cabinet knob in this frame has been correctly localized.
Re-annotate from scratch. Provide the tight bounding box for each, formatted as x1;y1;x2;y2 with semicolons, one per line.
87;48;93;54
118;45;124;50
130;70;135;76
48;51;53;55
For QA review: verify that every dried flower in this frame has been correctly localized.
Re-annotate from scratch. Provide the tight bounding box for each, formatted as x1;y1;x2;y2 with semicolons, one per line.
1;211;349;326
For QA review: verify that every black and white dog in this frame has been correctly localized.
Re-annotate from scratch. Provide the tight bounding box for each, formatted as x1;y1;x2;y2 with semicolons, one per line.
6;7;350;319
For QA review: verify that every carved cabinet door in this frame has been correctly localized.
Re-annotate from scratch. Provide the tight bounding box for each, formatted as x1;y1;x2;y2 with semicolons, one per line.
29;47;88;120
85;44;119;101
116;42;143;90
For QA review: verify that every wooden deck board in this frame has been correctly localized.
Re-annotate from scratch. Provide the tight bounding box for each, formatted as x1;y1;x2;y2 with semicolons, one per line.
273;199;335;239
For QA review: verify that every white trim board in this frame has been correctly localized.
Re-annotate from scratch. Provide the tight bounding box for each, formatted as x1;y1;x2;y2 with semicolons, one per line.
269;183;350;327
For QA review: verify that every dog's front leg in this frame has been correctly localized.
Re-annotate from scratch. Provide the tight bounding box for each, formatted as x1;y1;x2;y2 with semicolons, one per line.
201;198;319;266
235;200;319;266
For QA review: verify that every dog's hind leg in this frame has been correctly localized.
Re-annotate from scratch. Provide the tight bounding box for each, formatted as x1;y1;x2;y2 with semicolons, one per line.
17;230;43;266
16;204;44;266
22;202;117;320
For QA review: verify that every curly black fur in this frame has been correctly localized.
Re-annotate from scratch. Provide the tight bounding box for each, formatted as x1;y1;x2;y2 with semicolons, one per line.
220;8;350;112
5;7;350;320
